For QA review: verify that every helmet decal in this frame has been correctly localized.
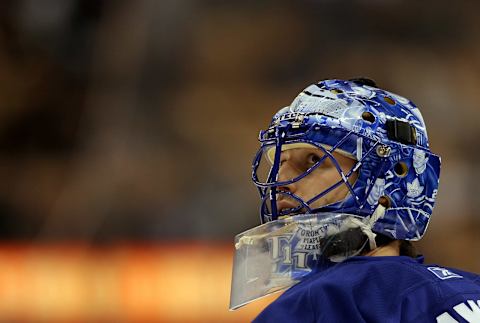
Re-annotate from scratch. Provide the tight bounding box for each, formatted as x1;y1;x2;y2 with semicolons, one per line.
367;178;386;206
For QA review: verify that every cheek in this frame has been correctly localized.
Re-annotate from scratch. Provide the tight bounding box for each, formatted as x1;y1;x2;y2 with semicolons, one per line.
298;168;342;199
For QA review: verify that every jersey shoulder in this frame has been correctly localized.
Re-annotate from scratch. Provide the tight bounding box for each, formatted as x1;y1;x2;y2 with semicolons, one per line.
400;263;480;323
330;257;480;323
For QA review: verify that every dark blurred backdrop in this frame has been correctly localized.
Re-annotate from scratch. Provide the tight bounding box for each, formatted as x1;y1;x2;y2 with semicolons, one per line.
0;0;479;265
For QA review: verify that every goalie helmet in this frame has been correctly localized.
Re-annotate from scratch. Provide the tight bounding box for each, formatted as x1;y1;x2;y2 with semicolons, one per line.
252;78;441;241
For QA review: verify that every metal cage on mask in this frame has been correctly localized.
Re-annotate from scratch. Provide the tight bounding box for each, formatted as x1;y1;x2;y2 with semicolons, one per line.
252;119;382;224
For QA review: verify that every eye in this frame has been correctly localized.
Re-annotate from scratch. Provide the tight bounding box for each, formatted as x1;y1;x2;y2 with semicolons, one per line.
307;153;321;165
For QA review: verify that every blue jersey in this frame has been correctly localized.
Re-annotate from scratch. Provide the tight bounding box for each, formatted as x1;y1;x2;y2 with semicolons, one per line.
253;256;480;323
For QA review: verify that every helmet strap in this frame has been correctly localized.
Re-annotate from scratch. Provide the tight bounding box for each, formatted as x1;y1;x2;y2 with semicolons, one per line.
349;204;386;250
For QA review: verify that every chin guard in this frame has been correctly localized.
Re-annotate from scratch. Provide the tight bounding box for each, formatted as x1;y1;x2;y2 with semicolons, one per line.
229;211;384;310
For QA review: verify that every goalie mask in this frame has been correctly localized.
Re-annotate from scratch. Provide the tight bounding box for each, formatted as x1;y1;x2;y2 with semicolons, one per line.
230;78;441;310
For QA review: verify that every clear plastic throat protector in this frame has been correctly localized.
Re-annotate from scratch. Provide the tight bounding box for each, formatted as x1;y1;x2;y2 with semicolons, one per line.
229;212;374;310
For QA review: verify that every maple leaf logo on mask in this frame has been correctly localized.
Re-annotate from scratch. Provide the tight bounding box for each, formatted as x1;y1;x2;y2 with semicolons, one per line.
407;178;424;198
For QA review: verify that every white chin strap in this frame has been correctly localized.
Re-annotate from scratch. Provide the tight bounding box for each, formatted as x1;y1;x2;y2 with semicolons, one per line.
347;204;386;251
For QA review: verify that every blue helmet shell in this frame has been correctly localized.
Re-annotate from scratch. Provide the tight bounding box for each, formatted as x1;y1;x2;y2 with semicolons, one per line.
252;79;441;241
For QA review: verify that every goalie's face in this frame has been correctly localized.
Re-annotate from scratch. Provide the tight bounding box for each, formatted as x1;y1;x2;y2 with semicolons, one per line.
276;147;358;214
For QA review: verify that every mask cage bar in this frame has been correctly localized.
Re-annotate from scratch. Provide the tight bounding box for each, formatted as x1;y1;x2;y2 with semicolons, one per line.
253;127;381;223
252;125;354;188
266;128;285;219
260;190;312;222
259;140;357;220
305;141;378;206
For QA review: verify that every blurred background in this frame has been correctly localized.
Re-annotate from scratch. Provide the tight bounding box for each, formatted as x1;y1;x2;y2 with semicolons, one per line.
0;0;479;321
